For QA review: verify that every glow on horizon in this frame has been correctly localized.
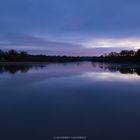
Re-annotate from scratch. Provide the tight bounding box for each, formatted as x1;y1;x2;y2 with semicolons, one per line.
85;38;140;50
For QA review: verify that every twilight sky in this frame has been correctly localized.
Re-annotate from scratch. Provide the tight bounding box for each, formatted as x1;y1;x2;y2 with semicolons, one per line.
0;0;140;56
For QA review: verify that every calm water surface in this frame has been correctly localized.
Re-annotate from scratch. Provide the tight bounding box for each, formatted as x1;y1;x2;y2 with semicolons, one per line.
0;62;140;140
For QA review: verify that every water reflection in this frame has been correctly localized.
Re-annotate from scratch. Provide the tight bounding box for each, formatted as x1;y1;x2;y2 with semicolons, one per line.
0;63;45;74
95;63;140;76
0;62;140;140
1;62;140;77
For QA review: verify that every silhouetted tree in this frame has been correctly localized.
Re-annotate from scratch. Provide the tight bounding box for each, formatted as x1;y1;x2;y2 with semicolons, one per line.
120;50;128;56
120;50;135;56
136;49;140;56
8;50;19;55
109;52;119;57
128;50;135;56
20;51;28;56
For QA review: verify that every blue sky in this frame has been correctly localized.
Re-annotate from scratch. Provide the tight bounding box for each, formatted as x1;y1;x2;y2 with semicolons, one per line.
0;0;140;56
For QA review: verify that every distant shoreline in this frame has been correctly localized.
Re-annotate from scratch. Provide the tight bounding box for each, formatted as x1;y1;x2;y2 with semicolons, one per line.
0;49;92;63
2;49;140;64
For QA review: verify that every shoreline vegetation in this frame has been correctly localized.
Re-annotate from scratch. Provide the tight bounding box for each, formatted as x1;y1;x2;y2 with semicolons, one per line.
92;49;140;63
0;50;92;62
1;49;140;63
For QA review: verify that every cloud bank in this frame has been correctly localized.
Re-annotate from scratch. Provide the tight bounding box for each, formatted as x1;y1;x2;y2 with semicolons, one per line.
0;0;140;55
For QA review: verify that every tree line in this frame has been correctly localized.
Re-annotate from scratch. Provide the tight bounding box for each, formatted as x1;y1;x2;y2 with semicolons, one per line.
0;49;92;62
107;49;140;57
92;49;140;63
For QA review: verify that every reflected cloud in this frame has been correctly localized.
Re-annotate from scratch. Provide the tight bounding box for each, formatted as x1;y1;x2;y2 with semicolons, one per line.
96;63;140;76
84;71;140;82
1;62;140;84
82;62;140;82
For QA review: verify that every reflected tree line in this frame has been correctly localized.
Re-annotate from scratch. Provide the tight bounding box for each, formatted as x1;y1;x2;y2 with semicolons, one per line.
97;63;140;76
1;61;140;76
92;49;140;63
0;64;45;74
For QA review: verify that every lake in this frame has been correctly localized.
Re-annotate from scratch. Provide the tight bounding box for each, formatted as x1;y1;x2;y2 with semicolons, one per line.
0;62;140;140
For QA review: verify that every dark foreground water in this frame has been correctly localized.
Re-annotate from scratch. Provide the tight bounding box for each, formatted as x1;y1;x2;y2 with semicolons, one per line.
0;62;140;140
